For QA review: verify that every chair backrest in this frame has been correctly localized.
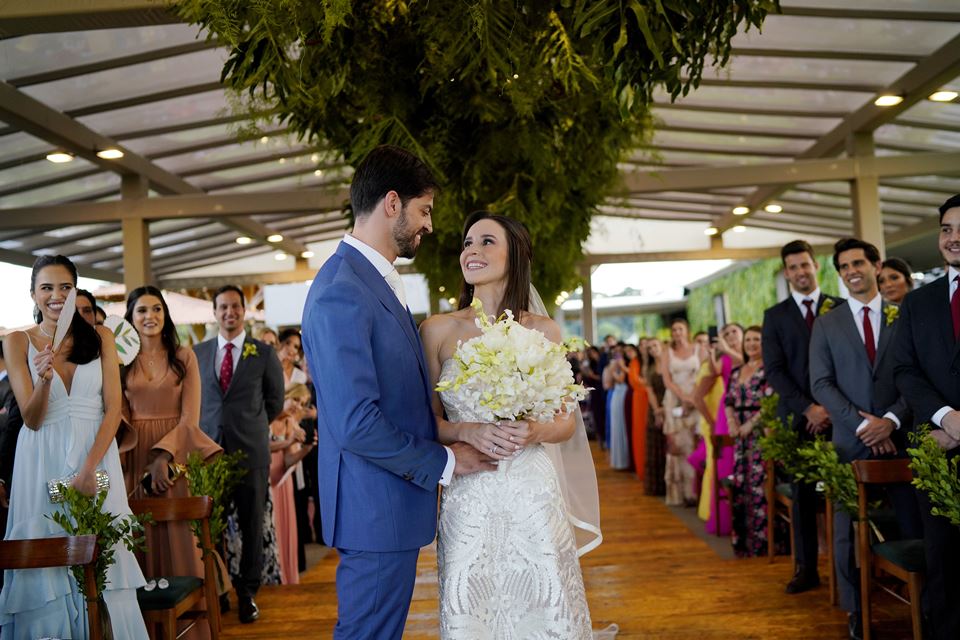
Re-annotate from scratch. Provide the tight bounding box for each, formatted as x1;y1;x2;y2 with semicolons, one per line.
852;459;912;485
128;495;213;522
0;534;97;570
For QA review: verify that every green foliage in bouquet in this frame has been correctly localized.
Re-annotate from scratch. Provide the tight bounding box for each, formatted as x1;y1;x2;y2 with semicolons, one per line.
908;425;960;526
174;0;778;301
48;485;150;597
184;450;247;546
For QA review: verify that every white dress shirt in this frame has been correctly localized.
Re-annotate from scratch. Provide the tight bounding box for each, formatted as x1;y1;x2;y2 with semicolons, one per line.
342;233;456;486
847;294;900;432
791;287;821;316
933;266;960;428
216;330;246;381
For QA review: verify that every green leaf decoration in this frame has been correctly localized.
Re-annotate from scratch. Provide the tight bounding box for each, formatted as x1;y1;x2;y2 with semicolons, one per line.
173;0;778;303
907;425;960;526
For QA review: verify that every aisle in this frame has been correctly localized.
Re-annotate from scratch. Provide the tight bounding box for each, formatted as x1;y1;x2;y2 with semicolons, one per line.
221;443;913;639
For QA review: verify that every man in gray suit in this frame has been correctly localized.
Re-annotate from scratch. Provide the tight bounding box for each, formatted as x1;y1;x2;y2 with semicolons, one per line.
196;285;284;623
810;238;921;640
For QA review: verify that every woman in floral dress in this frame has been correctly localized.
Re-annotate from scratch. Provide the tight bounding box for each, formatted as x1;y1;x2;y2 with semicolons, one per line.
725;326;786;557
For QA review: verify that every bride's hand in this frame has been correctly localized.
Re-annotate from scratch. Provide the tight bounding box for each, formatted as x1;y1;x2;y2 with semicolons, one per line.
464;422;519;461
498;420;541;447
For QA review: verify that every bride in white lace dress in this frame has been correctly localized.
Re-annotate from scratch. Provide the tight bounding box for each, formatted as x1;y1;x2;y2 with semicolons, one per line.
420;212;599;639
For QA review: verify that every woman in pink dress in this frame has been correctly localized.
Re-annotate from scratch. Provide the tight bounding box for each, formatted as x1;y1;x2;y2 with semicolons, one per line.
269;383;316;584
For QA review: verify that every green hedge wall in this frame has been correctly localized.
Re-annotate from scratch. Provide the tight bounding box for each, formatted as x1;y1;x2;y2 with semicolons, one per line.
686;255;840;331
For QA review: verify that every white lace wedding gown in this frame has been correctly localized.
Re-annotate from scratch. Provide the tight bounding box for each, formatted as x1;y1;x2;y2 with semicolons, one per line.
0;341;148;639
437;359;593;639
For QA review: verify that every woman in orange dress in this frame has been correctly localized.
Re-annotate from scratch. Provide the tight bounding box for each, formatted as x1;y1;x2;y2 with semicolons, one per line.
269;383;316;585
121;286;222;640
624;344;649;481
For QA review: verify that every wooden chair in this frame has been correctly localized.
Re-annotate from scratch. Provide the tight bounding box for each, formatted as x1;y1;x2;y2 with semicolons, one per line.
710;433;736;538
852;459;924;640
764;458;795;564
129;496;221;640
0;534;102;640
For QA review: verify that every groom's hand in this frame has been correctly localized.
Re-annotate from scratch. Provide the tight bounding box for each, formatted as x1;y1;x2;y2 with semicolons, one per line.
450;442;498;476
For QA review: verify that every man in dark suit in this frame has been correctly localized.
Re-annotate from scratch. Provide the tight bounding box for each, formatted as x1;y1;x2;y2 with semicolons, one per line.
0;339;14;534
762;239;842;594
196;285;284;623
810;238;922;640
894;193;960;640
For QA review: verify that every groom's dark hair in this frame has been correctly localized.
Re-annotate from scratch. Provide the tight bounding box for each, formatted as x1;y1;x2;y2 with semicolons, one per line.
351;145;439;219
458;211;533;320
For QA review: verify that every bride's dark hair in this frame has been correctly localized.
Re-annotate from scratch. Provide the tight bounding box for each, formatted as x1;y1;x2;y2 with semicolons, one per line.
457;211;532;320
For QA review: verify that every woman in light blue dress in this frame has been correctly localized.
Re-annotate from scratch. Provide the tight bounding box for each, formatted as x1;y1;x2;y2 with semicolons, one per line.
0;255;147;639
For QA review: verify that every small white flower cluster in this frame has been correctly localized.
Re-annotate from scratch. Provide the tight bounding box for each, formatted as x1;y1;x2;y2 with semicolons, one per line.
436;298;589;423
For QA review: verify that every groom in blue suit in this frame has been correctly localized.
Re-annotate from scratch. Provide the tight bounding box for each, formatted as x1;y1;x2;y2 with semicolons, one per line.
302;145;494;639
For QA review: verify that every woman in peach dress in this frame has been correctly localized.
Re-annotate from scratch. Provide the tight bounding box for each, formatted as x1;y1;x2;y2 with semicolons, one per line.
121;286;222;640
269;383;316;585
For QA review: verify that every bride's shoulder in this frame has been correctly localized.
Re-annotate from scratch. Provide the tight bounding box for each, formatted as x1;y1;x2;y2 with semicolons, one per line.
522;312;561;343
419;311;469;342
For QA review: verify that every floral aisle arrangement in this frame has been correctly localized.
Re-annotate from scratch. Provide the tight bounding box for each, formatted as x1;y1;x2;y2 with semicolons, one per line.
436;298;588;423
184;450;247;549
908;426;960;526
48;485;150;638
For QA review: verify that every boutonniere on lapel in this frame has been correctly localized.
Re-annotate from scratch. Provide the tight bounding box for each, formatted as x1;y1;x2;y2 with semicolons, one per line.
883;305;900;326
818;297;836;316
242;343;259;360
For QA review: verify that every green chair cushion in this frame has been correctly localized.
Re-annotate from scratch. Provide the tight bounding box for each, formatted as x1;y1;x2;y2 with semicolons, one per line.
137;576;203;610
775;483;794;499
867;507;901;541
872;539;925;574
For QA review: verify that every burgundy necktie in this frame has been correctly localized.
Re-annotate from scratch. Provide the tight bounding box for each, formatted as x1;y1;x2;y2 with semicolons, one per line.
220;343;234;394
862;307;876;366
952;276;960;341
802;299;815;331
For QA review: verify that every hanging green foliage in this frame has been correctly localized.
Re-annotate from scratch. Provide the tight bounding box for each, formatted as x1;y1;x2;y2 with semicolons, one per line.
908;426;960;526
174;0;778;300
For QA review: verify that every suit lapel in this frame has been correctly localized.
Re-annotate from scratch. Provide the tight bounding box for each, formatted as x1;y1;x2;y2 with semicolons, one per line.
227;338;254;396
837;303;872;370
338;243;429;381
874;302;894;371
204;340;224;399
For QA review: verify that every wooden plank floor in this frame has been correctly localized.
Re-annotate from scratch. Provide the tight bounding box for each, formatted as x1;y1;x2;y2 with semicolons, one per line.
222;444;916;639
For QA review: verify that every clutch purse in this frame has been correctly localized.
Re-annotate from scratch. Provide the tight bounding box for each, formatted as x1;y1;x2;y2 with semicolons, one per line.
47;469;110;503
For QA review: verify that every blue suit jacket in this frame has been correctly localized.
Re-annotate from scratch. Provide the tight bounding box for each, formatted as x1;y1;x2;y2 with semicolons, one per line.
302;241;448;552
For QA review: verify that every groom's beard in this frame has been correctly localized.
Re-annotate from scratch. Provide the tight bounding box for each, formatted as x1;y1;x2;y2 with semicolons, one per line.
393;207;422;259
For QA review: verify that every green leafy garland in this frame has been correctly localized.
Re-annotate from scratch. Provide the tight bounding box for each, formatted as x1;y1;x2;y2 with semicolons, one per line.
174;0;778;301
48;486;150;597
908;426;960;526
757;393;858;517
184;450;247;547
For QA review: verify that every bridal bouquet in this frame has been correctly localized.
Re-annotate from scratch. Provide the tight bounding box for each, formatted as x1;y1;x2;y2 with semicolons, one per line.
436;298;588;422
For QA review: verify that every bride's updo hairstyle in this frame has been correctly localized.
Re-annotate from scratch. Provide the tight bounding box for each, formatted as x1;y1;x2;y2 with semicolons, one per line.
30;254;101;365
457;211;532;320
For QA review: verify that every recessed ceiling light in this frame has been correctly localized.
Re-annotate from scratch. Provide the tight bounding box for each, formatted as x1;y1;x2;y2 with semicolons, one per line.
929;90;959;102
260;136;269;144
310;153;320;163
447;297;457;305
874;94;904;107
438;286;446;293
732;225;746;233
300;250;314;258
732;206;749;216
235;236;252;245
274;252;288;261
704;227;719;236
765;203;783;213
278;157;286;164
46;151;74;163
314;169;323;177
96;148;124;160
267;234;283;242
